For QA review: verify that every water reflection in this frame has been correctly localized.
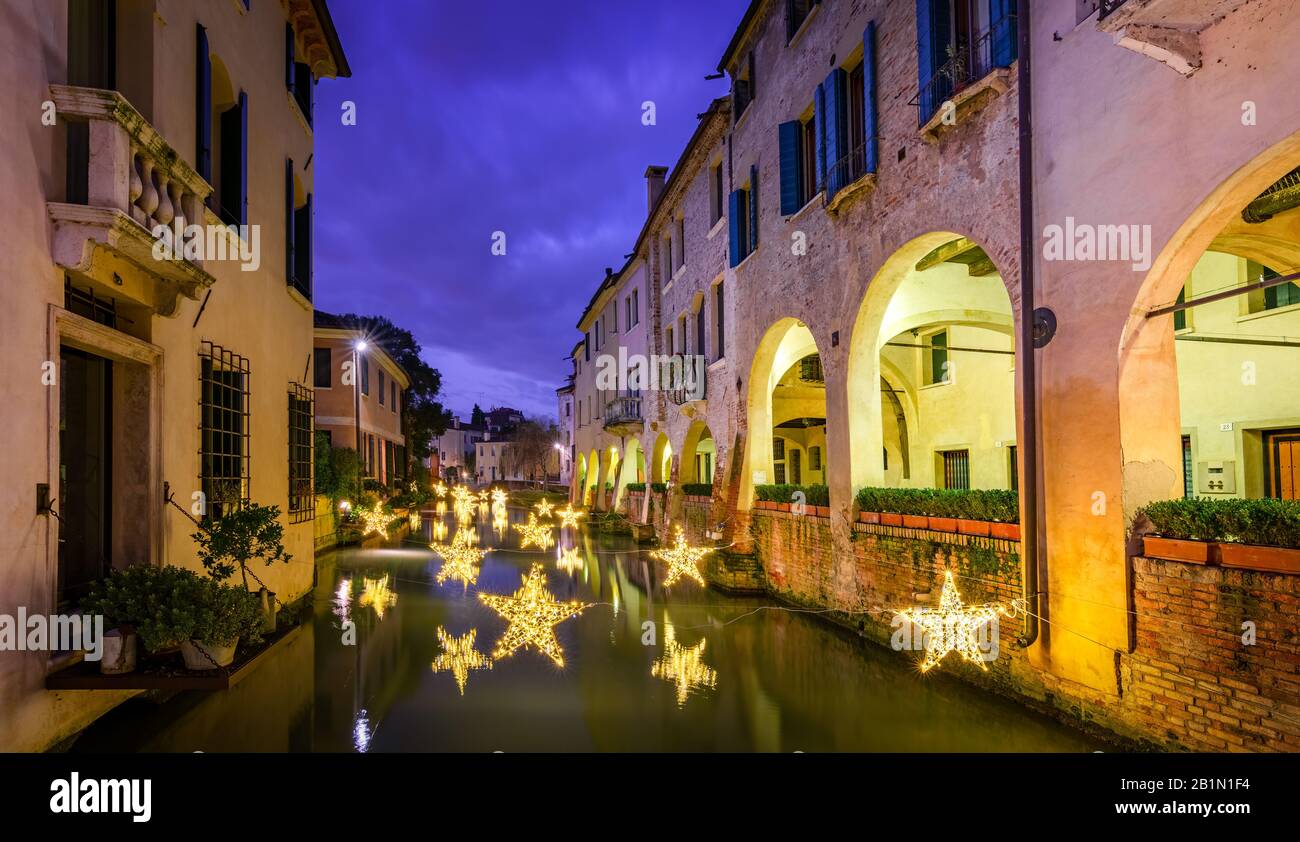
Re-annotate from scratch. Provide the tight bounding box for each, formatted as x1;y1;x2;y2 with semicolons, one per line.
70;503;1104;753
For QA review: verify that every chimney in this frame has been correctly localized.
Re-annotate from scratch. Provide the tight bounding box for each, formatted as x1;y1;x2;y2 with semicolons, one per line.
645;165;668;214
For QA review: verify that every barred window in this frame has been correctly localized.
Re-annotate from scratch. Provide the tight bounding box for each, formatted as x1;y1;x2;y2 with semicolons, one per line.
941;449;971;491
199;341;250;520
288;383;314;522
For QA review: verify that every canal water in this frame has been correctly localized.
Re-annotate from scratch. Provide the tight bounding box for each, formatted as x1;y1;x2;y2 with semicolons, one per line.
72;505;1100;752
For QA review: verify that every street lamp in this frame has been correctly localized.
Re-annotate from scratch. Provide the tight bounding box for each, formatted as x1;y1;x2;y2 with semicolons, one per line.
353;339;367;458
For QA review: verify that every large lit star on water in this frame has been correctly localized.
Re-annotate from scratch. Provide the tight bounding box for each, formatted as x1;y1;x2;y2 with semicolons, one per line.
514;513;555;550
356;504;392;537
651;527;711;588
652;625;717;706
431;626;492;695
894;571;1009;673
477;564;592;667
433;528;487;589
556;504;584;529
534;498;556;518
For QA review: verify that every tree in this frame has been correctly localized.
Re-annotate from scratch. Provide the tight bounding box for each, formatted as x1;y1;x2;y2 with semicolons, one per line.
471;403;486;428
503;417;559;487
327;313;451;477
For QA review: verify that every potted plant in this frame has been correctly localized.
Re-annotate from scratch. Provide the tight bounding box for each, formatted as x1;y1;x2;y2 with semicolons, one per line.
81;564;198;671
178;577;265;670
192;502;291;630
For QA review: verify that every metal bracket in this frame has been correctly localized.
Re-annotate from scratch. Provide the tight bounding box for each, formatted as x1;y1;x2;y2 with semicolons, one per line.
1032;307;1057;349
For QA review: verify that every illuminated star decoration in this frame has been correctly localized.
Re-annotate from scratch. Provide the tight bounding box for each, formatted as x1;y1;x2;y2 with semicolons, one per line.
478;564;592;667
358;574;397;619
514;513;555;550
535;498;556;518
491;488;509;509
431;519;448;542
492;509;509;537
451;485;476;524
652;624;717;706
651;526;711;588
556;505;584;529
556;547;584;575
895;571;1010;673
356;503;392;537
433;528;488;589
408;510;421;530
431;626;493;695
433;482;448;498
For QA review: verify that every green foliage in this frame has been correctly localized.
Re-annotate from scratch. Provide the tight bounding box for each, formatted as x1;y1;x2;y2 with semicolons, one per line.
854;487;1019;523
755;484;830;506
681;483;713;497
316;444;362;502
192;503;291;583
81;565;264;650
363;478;387;494
650;482;668;493
1137;497;1300;548
625;482;646;492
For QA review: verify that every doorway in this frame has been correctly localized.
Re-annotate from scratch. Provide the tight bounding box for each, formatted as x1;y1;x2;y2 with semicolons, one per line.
1265;428;1300;500
59;346;112;606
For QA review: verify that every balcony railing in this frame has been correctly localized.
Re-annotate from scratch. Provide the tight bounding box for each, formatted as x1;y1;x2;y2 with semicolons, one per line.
603;394;643;428
823;142;870;206
49;85;215;315
914;14;1017;126
1098;0;1129;20
667;379;707;406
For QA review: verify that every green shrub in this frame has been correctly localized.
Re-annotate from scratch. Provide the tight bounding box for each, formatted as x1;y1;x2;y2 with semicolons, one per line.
755;484;830;506
681;483;713;497
626;482;646;492
192;502;291;586
854;487;1019;522
650;482;668;493
1138;497;1300;548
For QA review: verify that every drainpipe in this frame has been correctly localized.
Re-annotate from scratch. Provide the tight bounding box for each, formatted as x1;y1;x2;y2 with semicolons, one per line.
1016;2;1041;648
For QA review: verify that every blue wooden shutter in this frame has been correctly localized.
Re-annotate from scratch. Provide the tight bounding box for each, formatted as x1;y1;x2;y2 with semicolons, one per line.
990;0;1017;68
285;158;295;286
778;121;802;215
814;83;827;192
727;190;743;267
196;25;211;183
301;194;313;298
822;68;846;196
237;90;248;225
916;0;935;125
863;21;880;175
748;165;759;253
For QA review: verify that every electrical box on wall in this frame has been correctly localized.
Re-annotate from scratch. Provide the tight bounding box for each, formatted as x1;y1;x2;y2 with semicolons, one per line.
1197;461;1236;493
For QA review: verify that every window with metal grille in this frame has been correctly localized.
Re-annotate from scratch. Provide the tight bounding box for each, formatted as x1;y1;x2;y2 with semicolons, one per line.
774;463;786;484
809;445;821;471
940;449;970;490
799;354;824;383
288;383;314;522
64;277;118;328
773;437;786;460
1181;436;1193;499
1008;444;1019;492
199;341;250;520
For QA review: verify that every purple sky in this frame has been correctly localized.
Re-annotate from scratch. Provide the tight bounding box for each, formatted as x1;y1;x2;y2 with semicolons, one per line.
312;0;748;421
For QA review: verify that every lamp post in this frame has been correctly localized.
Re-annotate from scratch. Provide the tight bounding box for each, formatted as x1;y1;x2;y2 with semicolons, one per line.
354;339;367;461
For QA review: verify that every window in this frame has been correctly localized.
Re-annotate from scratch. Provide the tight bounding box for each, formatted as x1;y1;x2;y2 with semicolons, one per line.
916;0;1018;125
1173;288;1187;331
1008;444;1019;492
677;217;686;268
715;281;725;360
664;233;674;277
847;60;866;181
199;341;250;520
1181;436;1192;499
360;353;370;395
1264;270;1300;310
789;448;802;485
711;163;724;225
666;326;674;357
773;438;786;460
787;0;817;41
732;51;755;122
286;24;313;127
288;383;314;523
286;159;312;300
696;306;706;360
391;382;398;413
612;301;618;333
800;116;817;205
809;445;822;471
216;90;248;227
313;347;331;388
925;329;950;384
940;449;971;490
632;288;640;325
378;368;386;406
367;434;376;477
728;170;758;266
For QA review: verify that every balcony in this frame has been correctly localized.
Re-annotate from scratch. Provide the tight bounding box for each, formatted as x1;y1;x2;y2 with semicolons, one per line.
49;85;216;317
913;15;1016;141
1096;0;1252;76
603;394;644;434
823;142;876;214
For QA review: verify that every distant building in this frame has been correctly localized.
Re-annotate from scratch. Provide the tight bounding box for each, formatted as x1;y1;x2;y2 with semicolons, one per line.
485;406;524;436
556;359;576;486
429;417;485;482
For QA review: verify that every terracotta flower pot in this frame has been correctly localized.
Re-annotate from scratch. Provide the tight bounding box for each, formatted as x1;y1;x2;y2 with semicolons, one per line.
1142;536;1213;565
957;518;991;537
903;514;929;529
927;516;958;534
880;512;903;527
1218;542;1300;575
858;511;881;525
990;522;1021;541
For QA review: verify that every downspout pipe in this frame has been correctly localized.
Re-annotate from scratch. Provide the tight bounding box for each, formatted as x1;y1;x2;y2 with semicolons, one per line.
1016;2;1041;648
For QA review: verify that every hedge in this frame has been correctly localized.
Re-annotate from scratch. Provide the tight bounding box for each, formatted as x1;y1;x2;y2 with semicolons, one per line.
854;487;1019;523
626;482;645;492
755;484;830;507
1138;497;1300;548
681;483;713;497
625;482;668;493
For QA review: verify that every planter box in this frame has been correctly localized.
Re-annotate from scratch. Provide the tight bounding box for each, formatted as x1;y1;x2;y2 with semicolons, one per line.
1218;542;1300;575
755;500;775;511
1142;536;1213;565
810;505;830;518
927;516;958;534
880;512;903;527
902;514;929;529
990;522;1021;541
858;511;881;525
956;518;991;537
776;502;792;513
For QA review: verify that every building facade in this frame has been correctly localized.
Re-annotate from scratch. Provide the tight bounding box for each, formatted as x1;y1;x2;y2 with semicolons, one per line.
568;0;1300;750
429;417;485;482
313;312;409;488
0;0;348;750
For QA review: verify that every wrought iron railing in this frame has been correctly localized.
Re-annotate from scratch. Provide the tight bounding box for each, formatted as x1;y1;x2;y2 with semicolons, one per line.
1098;0;1129;20
913;14;1017;125
667;379;707;405
603;394;643;427
823;142;869;206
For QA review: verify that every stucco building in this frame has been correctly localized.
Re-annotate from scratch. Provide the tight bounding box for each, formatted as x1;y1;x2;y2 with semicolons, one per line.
429;417;485;482
0;0;348;751
568;0;1300;750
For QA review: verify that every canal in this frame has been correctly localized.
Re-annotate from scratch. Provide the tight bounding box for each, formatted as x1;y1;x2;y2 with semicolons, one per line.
72;505;1101;752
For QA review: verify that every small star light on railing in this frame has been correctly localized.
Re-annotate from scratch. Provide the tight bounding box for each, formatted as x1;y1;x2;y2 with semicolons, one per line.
652;624;717;706
556;547;584;575
433;528;487;589
358;574;397;619
477;563;592;667
356;504;392;537
431;626;492;695
651;526;711;588
556;504;584;529
534;498;556;518
514;513;555;550
894;570;1010;673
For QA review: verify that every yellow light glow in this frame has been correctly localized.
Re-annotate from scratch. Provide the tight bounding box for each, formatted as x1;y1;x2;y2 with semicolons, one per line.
556;547;584;575
432;519;448;542
651;624;717;706
408;510;421;530
451;485;476;523
431;626;493;695
651;526;711;588
433;482;448;498
356;503;392;537
535;498;556;518
432;527;487;589
492;509;509;536
894;571;1009;673
514;513;555;550
478;563;592;667
491;488;509;509
358;574;397;619
556;504;584;529
435;500;447;517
